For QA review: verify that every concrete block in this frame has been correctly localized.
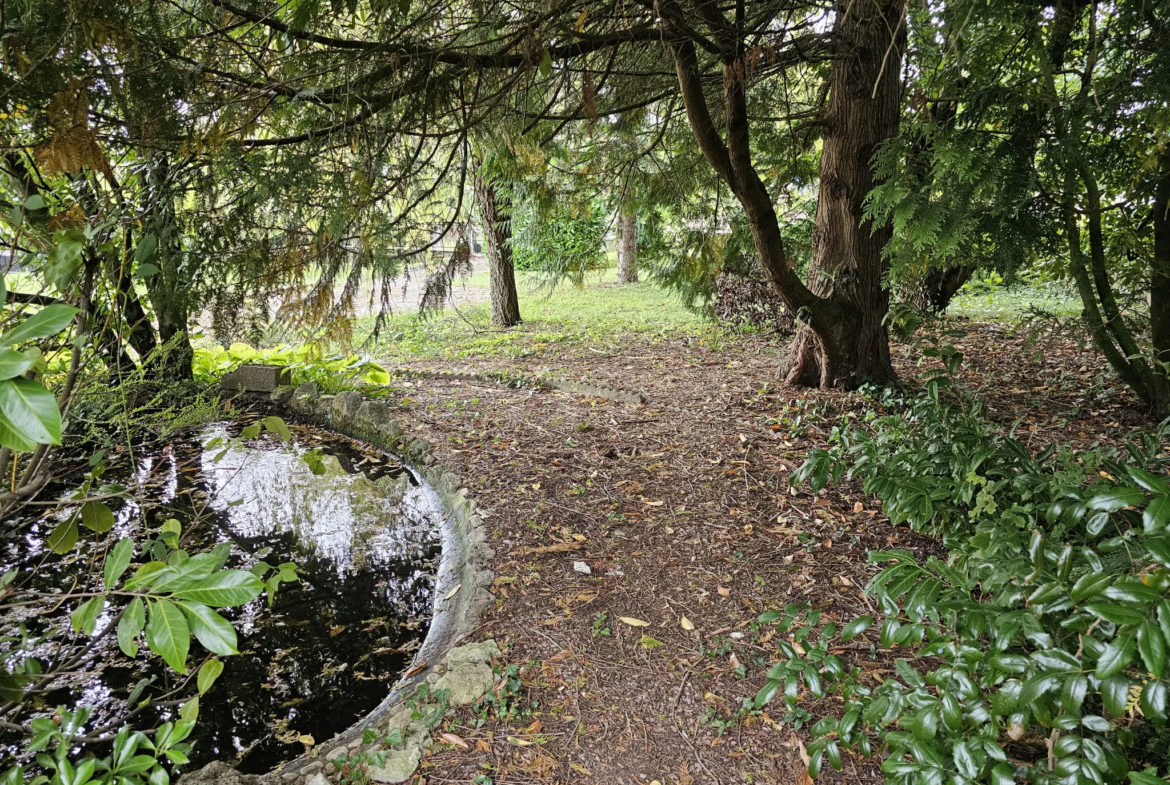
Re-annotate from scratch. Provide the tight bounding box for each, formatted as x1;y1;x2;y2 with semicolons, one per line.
221;364;291;392
332;391;363;422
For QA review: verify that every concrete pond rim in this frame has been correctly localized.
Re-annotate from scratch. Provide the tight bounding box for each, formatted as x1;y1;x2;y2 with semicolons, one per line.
183;378;496;785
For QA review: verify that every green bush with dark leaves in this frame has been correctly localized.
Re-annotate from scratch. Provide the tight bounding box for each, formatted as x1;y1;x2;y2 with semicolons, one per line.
763;338;1170;785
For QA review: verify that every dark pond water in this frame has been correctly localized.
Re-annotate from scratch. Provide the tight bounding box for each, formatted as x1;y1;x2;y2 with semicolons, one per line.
0;420;441;773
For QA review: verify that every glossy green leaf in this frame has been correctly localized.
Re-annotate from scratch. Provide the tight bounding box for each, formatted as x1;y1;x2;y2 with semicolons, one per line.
1085;603;1147;627
1138;620;1167;677
104;539;134;590
1141;680;1168;723
0;304;79;347
840;615;874;642
1105;579;1164;604
953;741;978;779
1070;571;1114;602
118;597;145;657
1019;674;1061;705
1081;714;1112;732
1128;466;1170;495
0;348;33;380
146;599;190;673
1146;537;1170;566
0;377;62;447
914;707;939;740
940;693;962;731
1096;634;1135;680
171;570;263;607
990;764;1017;785
1145;497;1170;533
1032;649;1081;672
1087;487;1145;512
178;601;238;655
754;679;780;708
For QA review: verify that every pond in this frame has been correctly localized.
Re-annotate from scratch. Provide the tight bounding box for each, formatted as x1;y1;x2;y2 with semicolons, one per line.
0;419;442;774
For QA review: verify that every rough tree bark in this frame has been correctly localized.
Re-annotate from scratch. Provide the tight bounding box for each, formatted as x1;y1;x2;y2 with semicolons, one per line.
142;156;194;380
660;0;904;388
900;264;976;315
472;166;522;327
114;230;159;363
786;0;905;386
617;207;638;284
1147;161;1169;417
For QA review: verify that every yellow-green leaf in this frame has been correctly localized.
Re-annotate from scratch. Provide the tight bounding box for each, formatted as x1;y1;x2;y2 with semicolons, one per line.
197;659;224;695
71;597;103;636
179;696;199;723
81;501;114;533
104;538;135;590
48;517;78;554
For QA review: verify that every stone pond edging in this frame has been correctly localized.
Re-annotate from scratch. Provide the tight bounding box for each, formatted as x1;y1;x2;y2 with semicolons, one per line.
182;383;496;785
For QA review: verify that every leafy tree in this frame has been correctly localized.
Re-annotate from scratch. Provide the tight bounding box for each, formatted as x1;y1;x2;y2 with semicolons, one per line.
80;0;908;388
471;144;522;327
868;0;1170;415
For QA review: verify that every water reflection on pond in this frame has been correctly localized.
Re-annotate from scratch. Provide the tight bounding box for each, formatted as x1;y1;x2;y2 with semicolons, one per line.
0;421;442;774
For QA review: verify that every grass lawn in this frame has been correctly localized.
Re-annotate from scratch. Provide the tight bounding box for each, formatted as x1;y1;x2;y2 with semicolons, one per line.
362;268;705;362
360;265;1086;366
948;278;1081;319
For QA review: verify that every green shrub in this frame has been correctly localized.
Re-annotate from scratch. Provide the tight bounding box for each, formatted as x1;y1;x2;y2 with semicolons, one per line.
193;343;390;393
512;206;607;274
764;335;1170;784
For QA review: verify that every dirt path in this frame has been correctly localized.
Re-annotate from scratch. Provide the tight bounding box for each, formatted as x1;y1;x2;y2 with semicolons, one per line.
378;320;1147;785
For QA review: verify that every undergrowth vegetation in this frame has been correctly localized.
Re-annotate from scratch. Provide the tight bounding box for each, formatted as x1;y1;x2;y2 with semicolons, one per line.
192;344;391;393
767;336;1170;784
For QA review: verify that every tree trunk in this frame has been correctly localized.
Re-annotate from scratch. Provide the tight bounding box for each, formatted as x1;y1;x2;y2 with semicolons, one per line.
785;0;904;387
617;207;638;283
661;0;903;389
899;264;976;314
473;169;522;327
114;230;159;363
142;156;194;380
1151;163;1170;418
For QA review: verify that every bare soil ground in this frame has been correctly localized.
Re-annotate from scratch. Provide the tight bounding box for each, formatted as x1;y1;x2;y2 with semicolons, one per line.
377;317;1151;785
